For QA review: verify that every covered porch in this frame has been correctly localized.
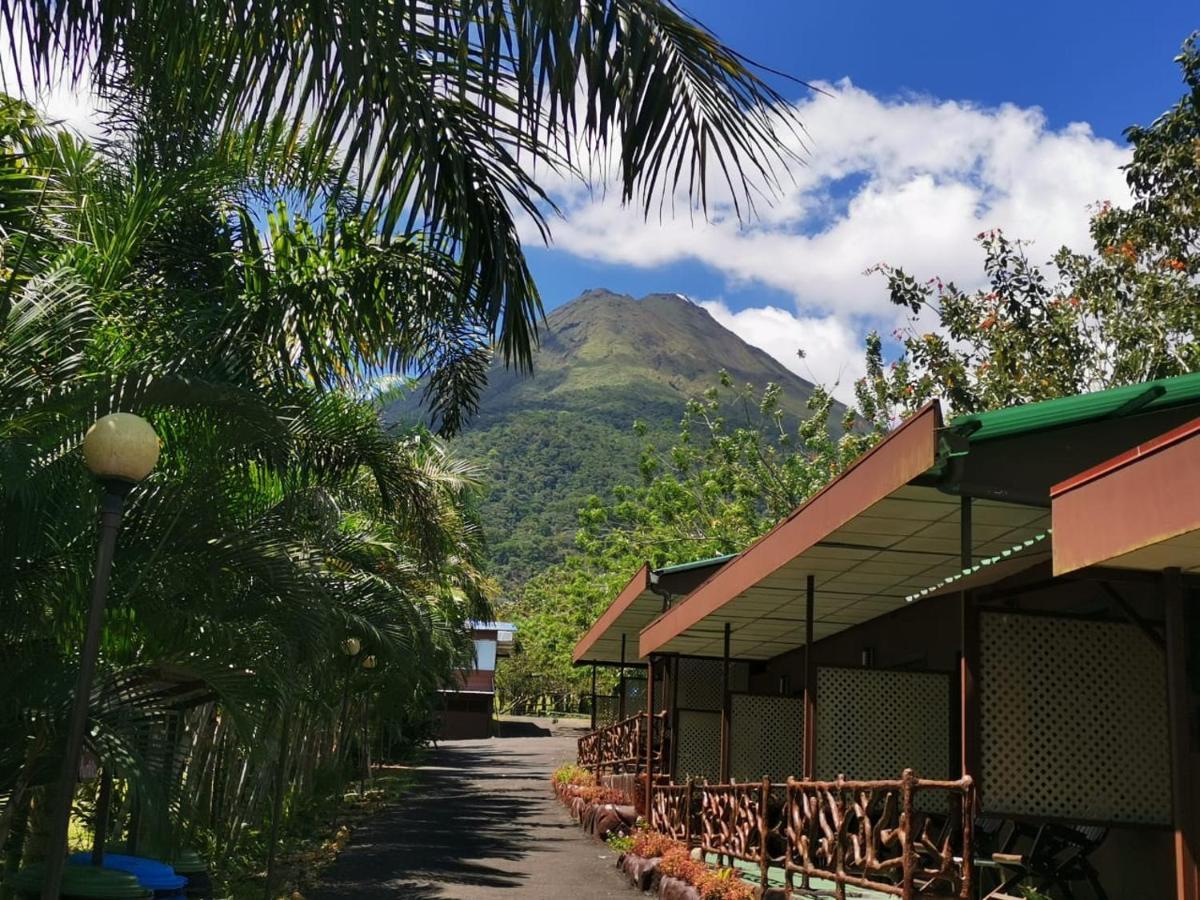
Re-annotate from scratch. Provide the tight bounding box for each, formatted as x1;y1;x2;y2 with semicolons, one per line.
571;373;1200;899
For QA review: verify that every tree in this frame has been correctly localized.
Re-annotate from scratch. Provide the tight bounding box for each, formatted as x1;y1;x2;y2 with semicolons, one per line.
498;377;880;709
0;99;492;888
866;32;1200;418
502;32;1200;709
6;0;809;415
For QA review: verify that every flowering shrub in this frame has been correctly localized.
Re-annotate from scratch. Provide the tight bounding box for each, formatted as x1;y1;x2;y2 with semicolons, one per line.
629;830;681;859
575;785;628;804
620;826;755;898
657;845;706;883
695;867;754;900
552;764;596;787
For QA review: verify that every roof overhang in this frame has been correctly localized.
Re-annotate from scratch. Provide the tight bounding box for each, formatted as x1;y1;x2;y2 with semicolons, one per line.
573;563;653;665
1051;417;1200;575
639;403;1053;659
937;374;1200;506
573;555;737;665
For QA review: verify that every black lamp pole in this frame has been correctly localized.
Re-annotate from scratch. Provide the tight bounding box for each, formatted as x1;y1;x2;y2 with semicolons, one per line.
42;480;133;899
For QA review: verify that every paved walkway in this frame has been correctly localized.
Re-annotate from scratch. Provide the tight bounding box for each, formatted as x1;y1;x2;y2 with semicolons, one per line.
310;718;633;899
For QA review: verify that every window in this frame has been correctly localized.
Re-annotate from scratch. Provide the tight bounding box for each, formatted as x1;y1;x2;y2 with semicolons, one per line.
473;639;497;671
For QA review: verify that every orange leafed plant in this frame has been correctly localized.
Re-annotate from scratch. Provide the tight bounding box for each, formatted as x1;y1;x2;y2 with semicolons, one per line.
657;845;707;882
630;830;682;859
694;867;755;900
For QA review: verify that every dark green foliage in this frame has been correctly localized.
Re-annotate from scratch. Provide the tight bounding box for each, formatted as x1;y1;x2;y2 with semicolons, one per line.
386;289;844;589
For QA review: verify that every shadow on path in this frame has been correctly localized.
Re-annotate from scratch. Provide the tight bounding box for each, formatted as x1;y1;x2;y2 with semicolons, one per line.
310;720;629;899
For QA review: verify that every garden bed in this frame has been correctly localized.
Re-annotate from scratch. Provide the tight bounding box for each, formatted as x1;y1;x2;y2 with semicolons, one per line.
551;766;757;900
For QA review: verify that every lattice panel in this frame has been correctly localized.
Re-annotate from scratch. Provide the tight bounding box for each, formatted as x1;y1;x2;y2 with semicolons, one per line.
624;676;647;713
729;694;804;783
814;667;950;783
979;612;1171;824
676;658;749;711
594;696;619;727
675;709;721;782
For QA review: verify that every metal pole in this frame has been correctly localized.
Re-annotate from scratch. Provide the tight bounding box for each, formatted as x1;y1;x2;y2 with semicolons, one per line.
43;483;131;899
720;623;731;782
263;704;293;900
1164;568;1199;900
960;498;979;786
803;575;816;779
618;634;627;720
960;496;973;570
645;655;656;776
590;663;597;731
90;769;114;866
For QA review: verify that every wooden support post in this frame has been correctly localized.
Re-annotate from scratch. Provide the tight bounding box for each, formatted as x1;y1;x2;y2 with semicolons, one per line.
590;663;597;730
803;575;816;779
1164;568;1199;900
618;633;627;721
720;623;731;783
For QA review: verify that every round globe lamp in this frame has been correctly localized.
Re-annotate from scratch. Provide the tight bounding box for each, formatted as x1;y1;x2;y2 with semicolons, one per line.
341;637;361;656
42;413;159;899
361;655;377;670
82;412;160;485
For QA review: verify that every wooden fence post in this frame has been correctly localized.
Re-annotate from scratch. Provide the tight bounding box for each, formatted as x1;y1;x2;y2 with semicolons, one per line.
900;768;916;900
960;775;975;900
759;778;770;895
685;779;694;848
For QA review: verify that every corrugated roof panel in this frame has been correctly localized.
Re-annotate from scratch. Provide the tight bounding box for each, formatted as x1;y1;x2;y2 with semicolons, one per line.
949;371;1200;443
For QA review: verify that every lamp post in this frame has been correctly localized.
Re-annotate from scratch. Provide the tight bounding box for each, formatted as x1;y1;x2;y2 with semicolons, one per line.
43;413;159;899
359;655;376;796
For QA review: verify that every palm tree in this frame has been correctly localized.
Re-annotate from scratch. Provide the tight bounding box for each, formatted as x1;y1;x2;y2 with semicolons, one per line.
5;0;808;392
0;98;493;885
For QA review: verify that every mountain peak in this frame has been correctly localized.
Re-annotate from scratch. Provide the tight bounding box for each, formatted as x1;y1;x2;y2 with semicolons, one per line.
384;287;842;587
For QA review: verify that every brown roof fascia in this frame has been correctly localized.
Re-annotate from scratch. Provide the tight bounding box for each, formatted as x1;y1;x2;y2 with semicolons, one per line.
572;563;651;663
639;402;945;657
1050;415;1200;498
1051;417;1200;575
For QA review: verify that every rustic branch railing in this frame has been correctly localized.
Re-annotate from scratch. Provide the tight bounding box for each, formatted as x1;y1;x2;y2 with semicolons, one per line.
650;780;692;844
576;711;668;776
648;770;974;900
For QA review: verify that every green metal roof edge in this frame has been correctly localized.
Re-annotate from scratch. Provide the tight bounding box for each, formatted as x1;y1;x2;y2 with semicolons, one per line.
654;553;739;576
947;371;1200;442
904;530;1051;603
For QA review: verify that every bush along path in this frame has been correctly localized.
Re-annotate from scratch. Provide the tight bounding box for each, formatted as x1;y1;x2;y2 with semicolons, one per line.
551;765;754;900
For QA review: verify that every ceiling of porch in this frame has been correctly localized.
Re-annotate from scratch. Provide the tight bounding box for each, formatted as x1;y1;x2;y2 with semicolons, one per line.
642;483;1048;660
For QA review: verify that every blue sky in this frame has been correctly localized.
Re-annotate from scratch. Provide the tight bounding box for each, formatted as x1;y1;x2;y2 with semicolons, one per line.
526;1;1197;394
8;5;1194;396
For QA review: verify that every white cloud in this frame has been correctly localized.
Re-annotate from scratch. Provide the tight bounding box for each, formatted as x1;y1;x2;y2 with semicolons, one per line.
538;80;1132;392
698;300;865;402
0;37;105;138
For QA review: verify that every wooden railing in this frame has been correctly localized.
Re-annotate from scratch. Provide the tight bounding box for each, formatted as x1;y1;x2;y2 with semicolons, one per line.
576;711;668;775
648;770;975;900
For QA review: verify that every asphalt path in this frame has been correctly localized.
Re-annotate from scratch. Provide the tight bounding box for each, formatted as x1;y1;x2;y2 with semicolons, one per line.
310;718;632;899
